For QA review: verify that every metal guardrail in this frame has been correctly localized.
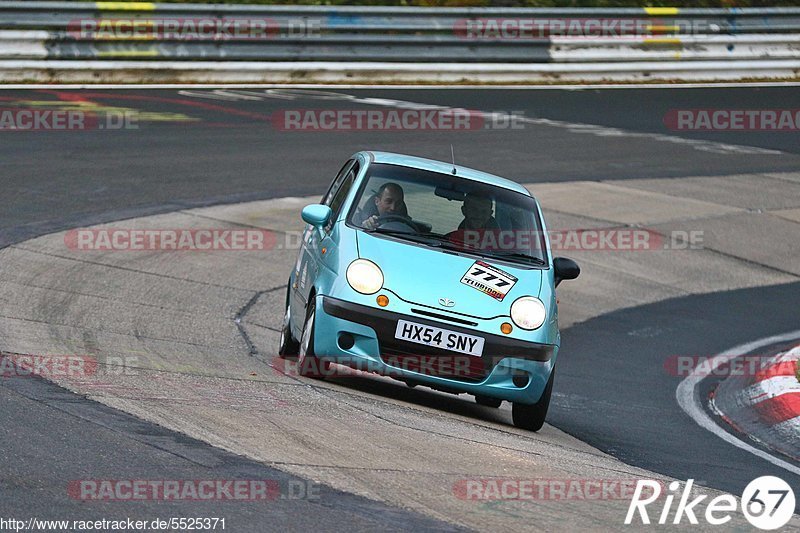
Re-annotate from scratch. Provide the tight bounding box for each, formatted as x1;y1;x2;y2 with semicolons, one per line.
0;2;798;82
1;2;800;62
1;3;800;30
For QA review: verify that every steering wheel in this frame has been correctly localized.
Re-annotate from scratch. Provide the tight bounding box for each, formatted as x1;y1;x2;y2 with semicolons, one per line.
375;214;413;226
373;215;433;234
371;214;416;233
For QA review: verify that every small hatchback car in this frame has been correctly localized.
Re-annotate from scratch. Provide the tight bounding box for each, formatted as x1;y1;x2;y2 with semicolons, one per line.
279;151;579;431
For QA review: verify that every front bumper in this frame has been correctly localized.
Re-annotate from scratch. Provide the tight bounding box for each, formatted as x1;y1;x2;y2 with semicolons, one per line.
313;295;558;404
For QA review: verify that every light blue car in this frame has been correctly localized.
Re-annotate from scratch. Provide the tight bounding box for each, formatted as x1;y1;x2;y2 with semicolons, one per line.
279;151;580;431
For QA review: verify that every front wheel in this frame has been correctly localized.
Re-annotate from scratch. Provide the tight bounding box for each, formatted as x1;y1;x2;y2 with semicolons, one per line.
512;368;555;432
297;299;329;379
278;290;299;357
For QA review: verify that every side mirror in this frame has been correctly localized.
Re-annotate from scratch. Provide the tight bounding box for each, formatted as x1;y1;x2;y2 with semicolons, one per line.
301;204;333;228
553;257;580;287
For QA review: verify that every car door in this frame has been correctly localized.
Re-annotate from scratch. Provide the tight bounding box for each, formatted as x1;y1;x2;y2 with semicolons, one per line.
292;158;357;321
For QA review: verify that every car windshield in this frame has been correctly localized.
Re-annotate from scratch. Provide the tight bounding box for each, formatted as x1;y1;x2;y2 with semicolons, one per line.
347;163;548;266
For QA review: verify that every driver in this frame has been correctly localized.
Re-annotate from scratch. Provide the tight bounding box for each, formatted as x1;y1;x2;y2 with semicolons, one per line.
356;182;406;230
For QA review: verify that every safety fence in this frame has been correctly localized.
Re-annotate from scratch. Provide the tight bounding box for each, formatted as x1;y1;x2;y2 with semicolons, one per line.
0;2;798;83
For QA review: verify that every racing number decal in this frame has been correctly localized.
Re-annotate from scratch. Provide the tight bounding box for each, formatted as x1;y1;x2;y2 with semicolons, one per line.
460;261;518;301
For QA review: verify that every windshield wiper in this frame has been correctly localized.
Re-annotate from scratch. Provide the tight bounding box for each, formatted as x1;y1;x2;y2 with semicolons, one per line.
364;227;442;246
479;251;547;265
415;232;489;252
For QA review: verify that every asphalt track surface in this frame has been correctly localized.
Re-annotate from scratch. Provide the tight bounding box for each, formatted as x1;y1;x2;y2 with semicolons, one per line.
2;86;800;524
554;283;800;498
4;86;800;247
0;375;462;531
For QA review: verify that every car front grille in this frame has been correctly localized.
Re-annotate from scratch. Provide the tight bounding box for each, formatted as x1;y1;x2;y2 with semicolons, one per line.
380;345;489;383
409;308;479;327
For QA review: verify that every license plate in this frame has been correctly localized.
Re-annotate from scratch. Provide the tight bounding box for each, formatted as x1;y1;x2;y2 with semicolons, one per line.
394;320;485;357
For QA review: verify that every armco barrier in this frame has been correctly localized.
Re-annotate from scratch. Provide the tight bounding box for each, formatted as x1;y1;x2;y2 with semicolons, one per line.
0;2;798;83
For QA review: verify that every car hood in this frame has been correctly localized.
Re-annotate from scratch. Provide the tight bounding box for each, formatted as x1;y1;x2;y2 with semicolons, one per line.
356;231;543;319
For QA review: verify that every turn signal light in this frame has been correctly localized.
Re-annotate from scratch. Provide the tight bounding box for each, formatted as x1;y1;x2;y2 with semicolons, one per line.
501;322;513;334
376;295;389;307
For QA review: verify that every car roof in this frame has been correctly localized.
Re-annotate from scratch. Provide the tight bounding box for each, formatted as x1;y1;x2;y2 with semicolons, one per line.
363;151;532;197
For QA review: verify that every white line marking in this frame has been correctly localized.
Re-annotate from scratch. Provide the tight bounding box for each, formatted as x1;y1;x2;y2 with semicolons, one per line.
676;330;800;476
174;88;783;156
514;115;781;155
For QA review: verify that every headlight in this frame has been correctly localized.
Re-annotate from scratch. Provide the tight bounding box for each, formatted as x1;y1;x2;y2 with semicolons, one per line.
346;259;384;294
510;296;546;330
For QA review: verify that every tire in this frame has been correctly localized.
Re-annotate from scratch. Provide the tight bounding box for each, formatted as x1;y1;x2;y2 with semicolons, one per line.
278;284;299;357
475;395;503;408
297;298;329;379
512;368;555;432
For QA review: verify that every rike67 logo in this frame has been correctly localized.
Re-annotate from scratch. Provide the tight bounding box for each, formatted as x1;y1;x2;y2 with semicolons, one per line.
626;477;795;530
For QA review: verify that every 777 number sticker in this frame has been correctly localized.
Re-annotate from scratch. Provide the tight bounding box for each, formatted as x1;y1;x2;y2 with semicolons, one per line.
460;261;518;301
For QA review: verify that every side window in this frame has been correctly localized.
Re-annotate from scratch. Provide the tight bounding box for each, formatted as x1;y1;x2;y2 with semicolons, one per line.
325;162;360;233
322;159;355;206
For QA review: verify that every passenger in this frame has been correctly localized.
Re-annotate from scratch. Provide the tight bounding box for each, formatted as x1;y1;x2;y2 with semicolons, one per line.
458;192;499;231
446;192;501;249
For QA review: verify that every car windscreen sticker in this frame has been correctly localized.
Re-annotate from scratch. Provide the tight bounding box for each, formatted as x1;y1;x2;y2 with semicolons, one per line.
460;261;518;301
